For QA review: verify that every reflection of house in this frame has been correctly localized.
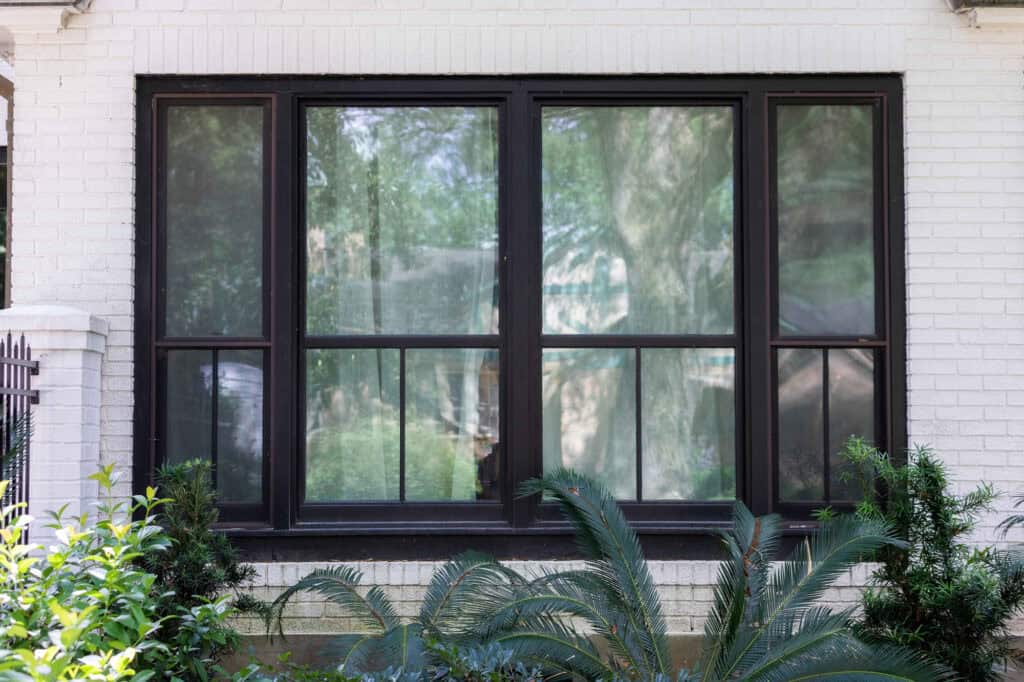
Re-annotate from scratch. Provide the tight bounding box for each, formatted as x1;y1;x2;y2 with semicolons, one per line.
3;0;1024;642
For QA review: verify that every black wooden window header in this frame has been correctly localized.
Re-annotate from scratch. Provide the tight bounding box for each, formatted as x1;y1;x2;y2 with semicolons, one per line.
134;76;905;559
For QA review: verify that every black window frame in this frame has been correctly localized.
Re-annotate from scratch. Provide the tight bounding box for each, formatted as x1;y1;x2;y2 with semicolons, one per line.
134;75;905;560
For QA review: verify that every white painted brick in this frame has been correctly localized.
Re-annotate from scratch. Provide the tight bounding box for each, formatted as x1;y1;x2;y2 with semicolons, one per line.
3;0;1024;636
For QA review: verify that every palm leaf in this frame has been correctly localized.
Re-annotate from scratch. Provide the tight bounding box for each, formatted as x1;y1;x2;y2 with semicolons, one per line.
520;469;672;677
417;551;526;641
478;570;644;673
738;607;858;679
715;515;903;679
699;503;780;681
267;565;399;638
335;634;381;674
753;638;956;682
491;612;614;680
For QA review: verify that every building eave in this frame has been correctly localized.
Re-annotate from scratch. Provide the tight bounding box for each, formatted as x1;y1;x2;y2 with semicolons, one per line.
948;0;1024;26
0;0;89;7
0;0;90;40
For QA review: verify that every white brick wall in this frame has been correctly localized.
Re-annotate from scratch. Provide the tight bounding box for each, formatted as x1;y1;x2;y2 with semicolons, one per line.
3;0;1024;635
234;560;873;636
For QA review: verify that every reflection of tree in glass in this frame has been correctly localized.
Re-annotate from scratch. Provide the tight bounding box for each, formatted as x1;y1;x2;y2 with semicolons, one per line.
303;107;501;503
541;107;736;500
165;106;263;337
642;349;735;501
304;349;499;502
777;105;874;336
305;107;499;336
542;106;734;335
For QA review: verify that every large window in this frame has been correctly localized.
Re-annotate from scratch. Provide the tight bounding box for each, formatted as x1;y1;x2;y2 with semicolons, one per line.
135;77;904;551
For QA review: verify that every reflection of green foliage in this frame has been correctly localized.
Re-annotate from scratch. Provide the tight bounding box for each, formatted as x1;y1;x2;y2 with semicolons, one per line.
688;450;736;501
166;106;263;337
540;109;736;500
305;419;476;502
542;106;735;335
777;105;875;334
305;107;499;335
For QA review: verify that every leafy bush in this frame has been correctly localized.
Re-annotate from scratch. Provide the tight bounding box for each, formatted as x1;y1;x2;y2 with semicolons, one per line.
0;466;170;681
0;464;247;682
270;469;948;681
840;437;1024;681
142;459;268;679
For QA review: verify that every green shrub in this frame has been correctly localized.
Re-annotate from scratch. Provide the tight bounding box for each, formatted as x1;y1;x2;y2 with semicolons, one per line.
0;466;170;681
840;437;1024;681
142;459;269;679
0;464;246;682
270;469;949;681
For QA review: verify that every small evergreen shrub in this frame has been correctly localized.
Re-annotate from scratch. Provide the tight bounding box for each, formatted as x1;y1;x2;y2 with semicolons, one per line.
143;459;269;678
840;437;1024;681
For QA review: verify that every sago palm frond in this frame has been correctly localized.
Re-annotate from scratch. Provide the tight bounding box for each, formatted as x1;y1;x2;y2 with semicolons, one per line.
489;611;614;681
363;623;426;673
267;565;399;638
714;514;905;679
520;469;672;677
417;551;527;641
479;568;646;675
698;503;780;681
750;637;957;682
999;493;1024;535
737;607;861;679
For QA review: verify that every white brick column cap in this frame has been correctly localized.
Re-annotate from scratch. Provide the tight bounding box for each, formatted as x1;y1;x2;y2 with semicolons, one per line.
0;305;108;354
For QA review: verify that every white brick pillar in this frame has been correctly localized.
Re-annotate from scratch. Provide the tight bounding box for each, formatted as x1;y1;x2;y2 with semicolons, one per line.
0;304;108;544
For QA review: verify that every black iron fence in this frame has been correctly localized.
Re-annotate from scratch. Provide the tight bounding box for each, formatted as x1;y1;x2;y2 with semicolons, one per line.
0;333;37;512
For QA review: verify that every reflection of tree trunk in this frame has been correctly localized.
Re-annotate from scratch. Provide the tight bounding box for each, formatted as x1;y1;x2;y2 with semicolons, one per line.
367;127;393;494
590;109;733;494
368;128;385;401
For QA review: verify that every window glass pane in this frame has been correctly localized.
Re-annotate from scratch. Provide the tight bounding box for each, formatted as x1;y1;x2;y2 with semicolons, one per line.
165;350;213;468
305;107;499;336
165;105;264;337
777;104;875;336
828;348;876;501
543;348;636;499
216;350;264;504
542;106;734;335
163;349;263;504
642;348;735;500
405;349;500;501
305;349;401;501
778;348;824;501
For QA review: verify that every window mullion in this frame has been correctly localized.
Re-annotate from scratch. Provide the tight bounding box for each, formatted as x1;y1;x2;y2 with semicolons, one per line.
270;92;296;531
507;86;539;528
744;86;774;516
